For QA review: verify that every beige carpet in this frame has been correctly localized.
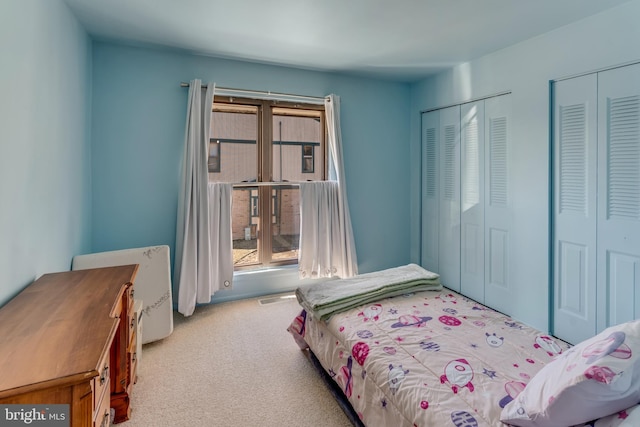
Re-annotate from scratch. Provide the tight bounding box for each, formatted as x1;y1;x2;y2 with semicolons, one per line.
118;293;352;427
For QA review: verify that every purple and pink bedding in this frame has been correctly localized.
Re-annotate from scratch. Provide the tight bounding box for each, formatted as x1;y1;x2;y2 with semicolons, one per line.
289;286;640;426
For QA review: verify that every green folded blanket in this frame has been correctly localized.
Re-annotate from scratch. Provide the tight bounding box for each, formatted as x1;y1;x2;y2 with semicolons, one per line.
296;263;442;321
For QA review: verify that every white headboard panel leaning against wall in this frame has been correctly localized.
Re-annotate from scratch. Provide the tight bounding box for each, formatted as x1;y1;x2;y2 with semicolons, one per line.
72;245;174;344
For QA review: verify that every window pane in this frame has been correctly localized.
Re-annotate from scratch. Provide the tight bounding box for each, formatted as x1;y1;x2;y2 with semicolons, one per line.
272;110;323;182
208;139;220;172
232;187;259;266
302;154;314;173
271;186;299;262
210;106;258;183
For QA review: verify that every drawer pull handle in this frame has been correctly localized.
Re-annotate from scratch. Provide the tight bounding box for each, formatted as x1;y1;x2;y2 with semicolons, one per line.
100;366;109;385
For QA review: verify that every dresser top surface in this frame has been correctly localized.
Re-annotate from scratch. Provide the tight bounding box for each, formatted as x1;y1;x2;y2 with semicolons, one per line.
0;264;138;395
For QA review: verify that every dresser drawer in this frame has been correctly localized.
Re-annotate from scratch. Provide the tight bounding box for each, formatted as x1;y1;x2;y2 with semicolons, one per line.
129;346;138;385
127;312;136;347
93;382;111;427
93;351;110;411
125;287;135;344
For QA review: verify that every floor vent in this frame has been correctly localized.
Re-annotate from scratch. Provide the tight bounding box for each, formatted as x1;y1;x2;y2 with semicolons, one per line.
258;294;296;306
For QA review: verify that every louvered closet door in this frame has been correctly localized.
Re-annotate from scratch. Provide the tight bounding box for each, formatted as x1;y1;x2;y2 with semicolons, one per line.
553;74;598;344
439;106;461;291
421;110;440;273
596;63;640;332
484;95;512;315
460;101;485;303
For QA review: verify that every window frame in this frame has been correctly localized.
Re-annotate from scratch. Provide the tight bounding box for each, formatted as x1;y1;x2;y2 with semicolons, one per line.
212;95;327;270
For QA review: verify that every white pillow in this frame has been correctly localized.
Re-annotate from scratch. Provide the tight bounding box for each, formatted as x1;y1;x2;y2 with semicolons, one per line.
589;404;640;427
500;319;640;427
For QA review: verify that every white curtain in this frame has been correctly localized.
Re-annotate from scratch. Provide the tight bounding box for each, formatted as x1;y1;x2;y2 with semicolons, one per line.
298;94;358;279
208;182;233;296
175;80;233;317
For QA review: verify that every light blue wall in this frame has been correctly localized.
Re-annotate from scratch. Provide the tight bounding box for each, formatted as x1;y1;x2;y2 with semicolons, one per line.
8;1;630;321
0;0;92;306
90;42;412;304
409;0;640;332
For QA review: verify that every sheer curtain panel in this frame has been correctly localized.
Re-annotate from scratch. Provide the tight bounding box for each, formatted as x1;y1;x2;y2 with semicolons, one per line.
298;94;358;279
175;80;233;316
208;182;233;298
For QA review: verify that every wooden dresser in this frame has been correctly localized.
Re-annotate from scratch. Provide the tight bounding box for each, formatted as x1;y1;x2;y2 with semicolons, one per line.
0;265;139;427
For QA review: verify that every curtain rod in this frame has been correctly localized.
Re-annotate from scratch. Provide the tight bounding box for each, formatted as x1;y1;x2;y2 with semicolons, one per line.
180;82;326;104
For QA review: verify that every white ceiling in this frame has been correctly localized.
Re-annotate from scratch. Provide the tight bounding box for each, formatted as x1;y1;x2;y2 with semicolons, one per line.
63;0;630;82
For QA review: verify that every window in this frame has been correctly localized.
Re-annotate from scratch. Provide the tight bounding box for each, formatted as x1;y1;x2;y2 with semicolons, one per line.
209;97;326;270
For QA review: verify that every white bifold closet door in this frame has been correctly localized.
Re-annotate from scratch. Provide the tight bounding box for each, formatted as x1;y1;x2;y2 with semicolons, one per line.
422;95;511;307
460;98;512;310
438;106;461;292
595;64;640;332
460;101;485;302
553;74;598;344
553;63;640;345
421;110;440;274
483;96;513;314
420;106;461;291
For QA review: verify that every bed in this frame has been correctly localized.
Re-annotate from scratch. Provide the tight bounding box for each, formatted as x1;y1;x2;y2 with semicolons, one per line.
288;264;640;427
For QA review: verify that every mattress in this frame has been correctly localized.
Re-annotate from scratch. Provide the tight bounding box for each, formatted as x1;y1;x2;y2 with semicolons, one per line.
289;287;572;426
72;245;174;344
